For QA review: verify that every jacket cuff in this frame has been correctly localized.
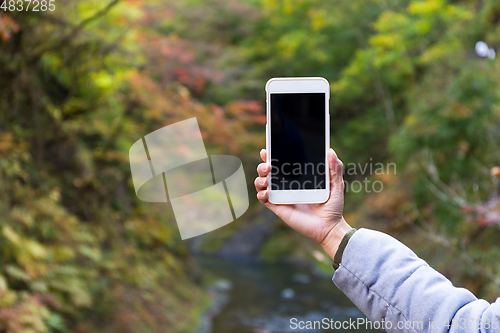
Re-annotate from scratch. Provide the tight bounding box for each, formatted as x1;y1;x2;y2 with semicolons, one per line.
332;228;357;270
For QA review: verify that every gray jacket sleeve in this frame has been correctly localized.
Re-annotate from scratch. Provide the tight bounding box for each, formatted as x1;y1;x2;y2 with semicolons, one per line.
333;228;500;332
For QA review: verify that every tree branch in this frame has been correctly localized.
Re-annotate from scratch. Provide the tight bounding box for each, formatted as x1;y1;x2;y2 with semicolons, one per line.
32;0;120;59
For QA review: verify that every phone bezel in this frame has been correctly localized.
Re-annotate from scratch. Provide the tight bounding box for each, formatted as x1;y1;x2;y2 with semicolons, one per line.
265;77;330;204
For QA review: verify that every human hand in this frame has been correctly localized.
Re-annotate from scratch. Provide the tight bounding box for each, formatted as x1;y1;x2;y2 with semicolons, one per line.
255;148;351;259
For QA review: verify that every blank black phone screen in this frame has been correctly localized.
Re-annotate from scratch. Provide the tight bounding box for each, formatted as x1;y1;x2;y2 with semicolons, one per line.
270;93;326;190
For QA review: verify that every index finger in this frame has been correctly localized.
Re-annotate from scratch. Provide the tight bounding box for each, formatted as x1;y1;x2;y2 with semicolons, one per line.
260;149;267;162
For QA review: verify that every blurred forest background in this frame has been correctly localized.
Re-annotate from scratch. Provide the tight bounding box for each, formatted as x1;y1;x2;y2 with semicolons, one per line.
1;0;500;332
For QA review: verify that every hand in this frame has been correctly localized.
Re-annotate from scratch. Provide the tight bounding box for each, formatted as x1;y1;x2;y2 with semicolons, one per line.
255;148;351;259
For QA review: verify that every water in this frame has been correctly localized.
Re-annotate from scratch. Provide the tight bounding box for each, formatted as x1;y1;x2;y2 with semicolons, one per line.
196;257;381;333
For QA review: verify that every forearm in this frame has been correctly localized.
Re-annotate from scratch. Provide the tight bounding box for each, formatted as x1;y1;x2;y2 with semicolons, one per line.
332;228;500;332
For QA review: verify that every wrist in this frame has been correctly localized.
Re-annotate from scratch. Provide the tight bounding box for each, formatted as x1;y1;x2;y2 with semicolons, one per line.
320;217;351;261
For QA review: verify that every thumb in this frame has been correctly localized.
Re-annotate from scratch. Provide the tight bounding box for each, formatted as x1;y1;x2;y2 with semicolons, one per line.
328;148;344;195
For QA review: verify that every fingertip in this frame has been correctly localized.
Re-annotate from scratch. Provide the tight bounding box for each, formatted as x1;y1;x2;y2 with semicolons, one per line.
330;148;343;167
329;147;338;160
257;190;269;202
260;149;267;162
327;149;336;167
328;149;343;179
259;163;270;174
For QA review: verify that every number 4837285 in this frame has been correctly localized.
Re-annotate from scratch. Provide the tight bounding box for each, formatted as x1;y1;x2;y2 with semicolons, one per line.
1;0;56;11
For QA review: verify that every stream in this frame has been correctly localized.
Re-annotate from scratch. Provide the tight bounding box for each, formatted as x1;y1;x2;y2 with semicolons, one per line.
195;257;382;333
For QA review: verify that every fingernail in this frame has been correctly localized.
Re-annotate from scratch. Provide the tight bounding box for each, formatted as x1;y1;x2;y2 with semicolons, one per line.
260;148;265;154
263;164;268;171
260;178;266;185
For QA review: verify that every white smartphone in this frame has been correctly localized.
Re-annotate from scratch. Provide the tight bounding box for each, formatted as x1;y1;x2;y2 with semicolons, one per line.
265;77;330;204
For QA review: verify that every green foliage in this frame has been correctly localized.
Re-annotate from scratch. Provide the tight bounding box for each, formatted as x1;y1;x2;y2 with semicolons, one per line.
0;0;264;330
2;0;500;329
